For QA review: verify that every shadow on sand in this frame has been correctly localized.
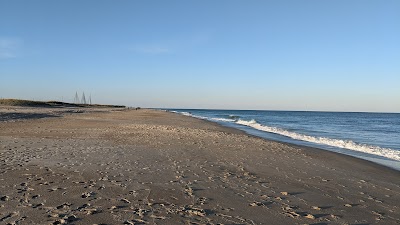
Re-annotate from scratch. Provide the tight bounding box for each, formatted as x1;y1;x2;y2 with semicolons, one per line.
0;112;59;122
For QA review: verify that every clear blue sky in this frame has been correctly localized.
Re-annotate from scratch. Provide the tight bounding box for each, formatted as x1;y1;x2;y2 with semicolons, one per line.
1;0;399;112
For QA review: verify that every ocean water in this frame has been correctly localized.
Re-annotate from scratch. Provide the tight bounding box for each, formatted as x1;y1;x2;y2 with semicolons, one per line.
169;109;400;170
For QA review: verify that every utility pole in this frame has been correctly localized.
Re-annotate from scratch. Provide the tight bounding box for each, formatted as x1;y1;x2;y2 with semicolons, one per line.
81;92;87;104
74;92;80;104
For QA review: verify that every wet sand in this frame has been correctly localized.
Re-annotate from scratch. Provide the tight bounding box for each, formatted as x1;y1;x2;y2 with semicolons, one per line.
1;107;399;225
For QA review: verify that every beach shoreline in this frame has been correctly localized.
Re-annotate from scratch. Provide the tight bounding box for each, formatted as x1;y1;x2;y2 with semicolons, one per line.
1;107;399;224
165;110;400;173
167;109;400;171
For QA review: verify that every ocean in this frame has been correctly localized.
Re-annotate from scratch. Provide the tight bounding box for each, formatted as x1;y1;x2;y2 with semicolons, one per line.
169;109;400;170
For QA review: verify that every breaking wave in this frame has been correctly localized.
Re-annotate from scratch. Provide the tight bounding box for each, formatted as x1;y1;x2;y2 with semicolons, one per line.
210;117;236;122
170;111;400;162
236;119;400;161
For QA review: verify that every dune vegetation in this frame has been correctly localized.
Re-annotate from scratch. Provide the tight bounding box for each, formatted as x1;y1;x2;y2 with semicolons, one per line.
0;98;125;108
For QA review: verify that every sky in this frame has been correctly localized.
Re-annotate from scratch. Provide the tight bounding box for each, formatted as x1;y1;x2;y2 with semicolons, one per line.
0;0;399;112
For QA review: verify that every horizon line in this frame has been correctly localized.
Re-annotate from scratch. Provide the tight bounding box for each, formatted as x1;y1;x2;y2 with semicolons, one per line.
154;107;400;114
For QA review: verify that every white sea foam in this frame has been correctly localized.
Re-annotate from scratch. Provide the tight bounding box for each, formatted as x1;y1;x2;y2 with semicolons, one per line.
236;119;400;161
169;110;400;161
175;111;208;120
193;115;208;120
180;112;192;116
210;117;236;122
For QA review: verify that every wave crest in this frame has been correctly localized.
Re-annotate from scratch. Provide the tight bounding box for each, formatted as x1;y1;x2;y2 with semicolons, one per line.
211;117;236;122
169;110;400;162
236;119;400;161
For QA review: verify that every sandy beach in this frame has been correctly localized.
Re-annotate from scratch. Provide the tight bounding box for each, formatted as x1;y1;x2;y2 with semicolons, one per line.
0;106;399;225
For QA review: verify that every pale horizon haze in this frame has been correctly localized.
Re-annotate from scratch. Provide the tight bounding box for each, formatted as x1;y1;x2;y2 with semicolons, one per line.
1;1;399;113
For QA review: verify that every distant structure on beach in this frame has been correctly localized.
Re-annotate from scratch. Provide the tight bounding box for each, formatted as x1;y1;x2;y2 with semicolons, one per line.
74;91;92;104
74;92;79;104
81;92;86;104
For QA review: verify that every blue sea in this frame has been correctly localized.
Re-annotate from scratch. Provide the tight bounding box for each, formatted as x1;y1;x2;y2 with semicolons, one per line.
169;109;400;170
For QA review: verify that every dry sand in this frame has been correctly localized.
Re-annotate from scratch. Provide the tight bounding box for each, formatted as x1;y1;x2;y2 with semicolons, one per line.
0;106;399;225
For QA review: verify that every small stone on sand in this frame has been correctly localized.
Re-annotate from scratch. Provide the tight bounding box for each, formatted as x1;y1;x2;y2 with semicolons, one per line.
304;214;315;219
